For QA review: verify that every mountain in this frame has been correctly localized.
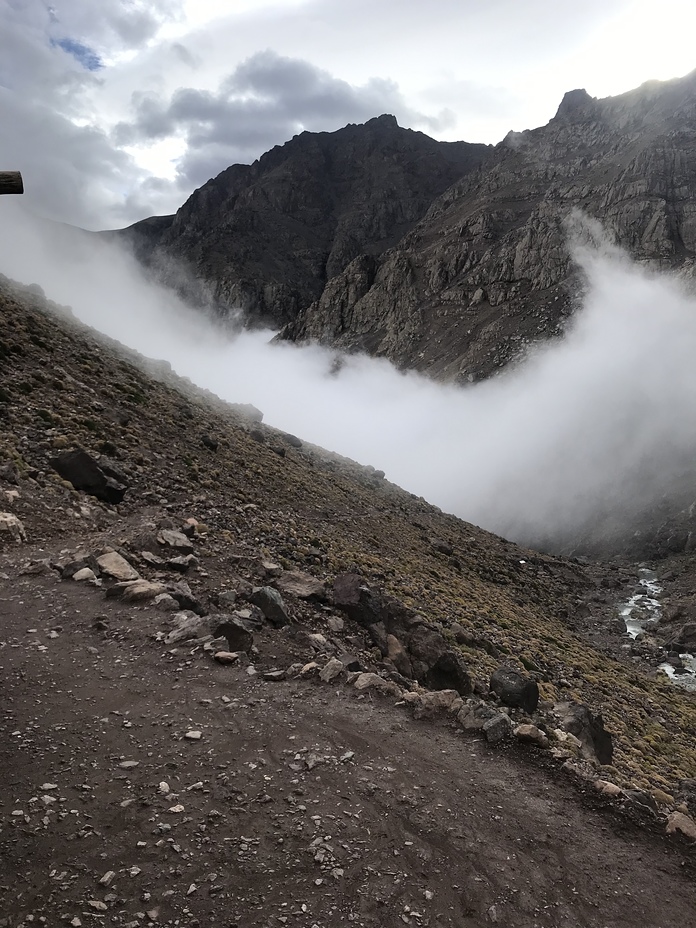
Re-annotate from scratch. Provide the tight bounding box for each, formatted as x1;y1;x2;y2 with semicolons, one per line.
112;115;490;327
2;272;696;925
285;71;696;380
113;70;696;382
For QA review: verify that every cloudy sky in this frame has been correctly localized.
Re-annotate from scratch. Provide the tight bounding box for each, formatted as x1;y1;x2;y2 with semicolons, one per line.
2;0;695;230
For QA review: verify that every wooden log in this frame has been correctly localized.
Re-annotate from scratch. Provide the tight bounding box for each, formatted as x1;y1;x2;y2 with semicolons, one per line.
0;172;24;195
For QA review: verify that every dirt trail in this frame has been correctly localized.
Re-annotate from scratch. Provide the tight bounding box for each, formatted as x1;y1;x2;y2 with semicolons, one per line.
1;570;694;928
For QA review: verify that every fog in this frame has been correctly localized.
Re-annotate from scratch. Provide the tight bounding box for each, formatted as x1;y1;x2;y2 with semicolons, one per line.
3;203;696;553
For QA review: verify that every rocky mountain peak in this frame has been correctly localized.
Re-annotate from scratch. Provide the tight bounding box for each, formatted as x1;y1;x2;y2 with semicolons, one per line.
554;87;597;120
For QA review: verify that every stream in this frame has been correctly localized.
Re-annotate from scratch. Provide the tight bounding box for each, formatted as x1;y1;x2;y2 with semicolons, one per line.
619;568;696;692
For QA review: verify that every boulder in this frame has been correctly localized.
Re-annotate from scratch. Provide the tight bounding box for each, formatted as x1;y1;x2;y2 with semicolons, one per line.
96;550;139;582
353;672;401;697
50;450;126;504
0;511;26;543
276;570;327;601
554;701;613;765
213;616;254;653
106;579;165;602
249;586;290;627
490;666;539;714
319;658;345;683
413;689;463;719
514;724;549;748
666;811;696;841
73;567;97;582
671;622;696;651
483;713;513;744
333;573;383;626
386;634;413;677
164;611;211;645
157;529;194;553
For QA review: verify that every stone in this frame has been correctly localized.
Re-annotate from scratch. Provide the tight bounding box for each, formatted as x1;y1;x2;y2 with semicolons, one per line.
96;550;139;581
276;570;328;601
666;811;696;840
457;701;499;731
483;713;513;744
353;672;401;697
386;634;413;677
164;611;211;645
319;658;345;683
554;701;614;765
212;616;254;653
157;529;194;553
514;724;549;748
184;730;202;741
0;512;26;543
106;579;165;602
594;779;623;798
167;580;206;614
214;651;240;664
72;567;97;582
249;586;290;627
153;592;179;612
413;690;463;719
50;450;126;504
333;573;383;626
166;554;198;572
490;666;539;714
263;670;286;681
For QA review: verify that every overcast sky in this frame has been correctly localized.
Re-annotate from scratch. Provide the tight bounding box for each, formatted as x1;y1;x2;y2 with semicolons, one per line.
2;0;695;230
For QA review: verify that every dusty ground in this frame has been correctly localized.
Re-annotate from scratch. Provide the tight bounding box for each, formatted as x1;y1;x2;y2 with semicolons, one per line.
1;568;695;928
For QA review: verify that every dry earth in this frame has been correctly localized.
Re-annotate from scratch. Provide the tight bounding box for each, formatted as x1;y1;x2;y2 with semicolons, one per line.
1;276;695;926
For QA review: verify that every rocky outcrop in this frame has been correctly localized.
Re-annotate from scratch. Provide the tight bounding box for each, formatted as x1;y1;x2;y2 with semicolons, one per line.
284;71;696;380
110;116;489;328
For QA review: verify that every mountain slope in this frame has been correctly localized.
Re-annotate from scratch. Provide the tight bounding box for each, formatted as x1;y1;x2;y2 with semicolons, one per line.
112;115;490;327
2;271;696;798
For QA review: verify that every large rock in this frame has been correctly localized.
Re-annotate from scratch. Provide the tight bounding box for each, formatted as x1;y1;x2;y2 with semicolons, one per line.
106;579;165;602
50;450;127;504
490;666;539;714
276;570;327;601
554;701;613;765
212;616;254;654
96;550;139;582
249;586;290;627
0;511;27;543
332;572;383;626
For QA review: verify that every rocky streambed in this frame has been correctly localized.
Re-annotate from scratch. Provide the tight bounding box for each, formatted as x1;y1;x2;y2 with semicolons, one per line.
620;568;696;691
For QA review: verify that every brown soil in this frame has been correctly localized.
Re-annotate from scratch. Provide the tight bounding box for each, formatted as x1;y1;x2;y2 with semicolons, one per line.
1;571;695;928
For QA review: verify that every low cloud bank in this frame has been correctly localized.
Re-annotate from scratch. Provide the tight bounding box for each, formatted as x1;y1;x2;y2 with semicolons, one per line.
3;204;696;553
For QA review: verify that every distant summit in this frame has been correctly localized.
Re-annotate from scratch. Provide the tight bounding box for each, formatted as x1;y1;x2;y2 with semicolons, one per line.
111;117;489;328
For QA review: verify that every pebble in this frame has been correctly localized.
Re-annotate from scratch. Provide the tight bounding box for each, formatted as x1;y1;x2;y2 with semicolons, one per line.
184;730;202;741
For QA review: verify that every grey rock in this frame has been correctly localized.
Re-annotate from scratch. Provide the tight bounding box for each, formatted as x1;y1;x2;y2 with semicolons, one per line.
483;713;514;744
249;586;290;627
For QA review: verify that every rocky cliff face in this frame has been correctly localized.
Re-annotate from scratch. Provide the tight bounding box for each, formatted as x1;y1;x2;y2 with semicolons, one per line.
284;72;696;379
113;71;696;381
114;115;490;327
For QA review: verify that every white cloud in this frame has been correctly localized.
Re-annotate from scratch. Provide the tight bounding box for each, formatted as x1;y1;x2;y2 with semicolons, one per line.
3;205;696;553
